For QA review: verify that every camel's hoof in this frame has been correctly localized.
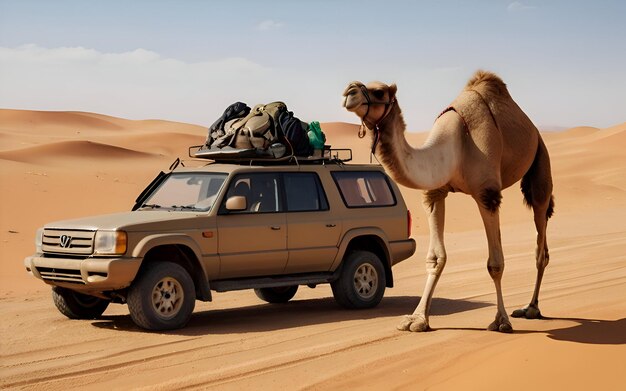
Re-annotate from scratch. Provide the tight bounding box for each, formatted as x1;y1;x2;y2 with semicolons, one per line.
499;322;513;333
396;315;412;331
511;306;542;319
397;315;430;332
487;316;513;333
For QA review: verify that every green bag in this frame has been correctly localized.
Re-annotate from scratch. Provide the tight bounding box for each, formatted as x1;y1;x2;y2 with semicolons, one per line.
308;121;326;150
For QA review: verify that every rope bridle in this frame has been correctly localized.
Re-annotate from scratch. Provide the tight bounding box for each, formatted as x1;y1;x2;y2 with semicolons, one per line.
350;82;396;155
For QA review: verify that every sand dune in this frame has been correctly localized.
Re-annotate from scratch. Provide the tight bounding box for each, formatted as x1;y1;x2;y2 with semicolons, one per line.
0;109;126;131
0;109;624;390
0;109;206;134
0;140;156;163
0;109;206;154
99;132;205;156
0;134;205;163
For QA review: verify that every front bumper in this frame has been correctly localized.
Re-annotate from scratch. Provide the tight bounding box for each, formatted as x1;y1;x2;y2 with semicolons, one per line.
24;254;142;293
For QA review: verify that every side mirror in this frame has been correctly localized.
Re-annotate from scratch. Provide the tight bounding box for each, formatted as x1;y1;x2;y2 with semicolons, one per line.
225;196;247;211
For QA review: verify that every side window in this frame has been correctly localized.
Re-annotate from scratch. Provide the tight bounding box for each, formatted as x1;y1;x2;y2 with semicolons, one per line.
332;171;396;208
220;173;281;214
284;173;329;212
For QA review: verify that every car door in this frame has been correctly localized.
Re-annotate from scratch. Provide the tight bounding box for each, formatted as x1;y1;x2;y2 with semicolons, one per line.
216;173;287;278
283;172;341;273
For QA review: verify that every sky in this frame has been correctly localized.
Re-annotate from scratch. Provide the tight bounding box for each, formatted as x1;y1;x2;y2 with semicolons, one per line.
1;0;624;131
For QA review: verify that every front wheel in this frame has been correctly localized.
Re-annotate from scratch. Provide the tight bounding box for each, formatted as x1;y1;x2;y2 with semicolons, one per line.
331;251;386;309
254;286;298;303
52;286;110;319
127;262;196;330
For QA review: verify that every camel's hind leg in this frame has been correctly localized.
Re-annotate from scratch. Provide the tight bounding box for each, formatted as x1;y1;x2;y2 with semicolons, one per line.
512;137;554;319
398;188;448;332
476;187;513;333
511;202;552;319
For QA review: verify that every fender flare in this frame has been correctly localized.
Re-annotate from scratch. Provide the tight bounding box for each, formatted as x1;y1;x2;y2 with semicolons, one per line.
132;234;212;301
330;227;391;271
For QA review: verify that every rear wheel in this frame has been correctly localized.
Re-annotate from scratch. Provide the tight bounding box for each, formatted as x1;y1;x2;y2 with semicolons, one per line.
127;262;196;330
52;286;109;319
331;251;386;309
254;286;298;303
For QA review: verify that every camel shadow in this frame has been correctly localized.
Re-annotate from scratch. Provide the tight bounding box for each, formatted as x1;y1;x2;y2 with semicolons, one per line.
541;316;626;345
91;295;491;335
431;316;626;345
435;316;626;344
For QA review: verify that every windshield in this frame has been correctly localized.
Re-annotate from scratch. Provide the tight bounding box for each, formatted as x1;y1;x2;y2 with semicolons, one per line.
140;172;227;211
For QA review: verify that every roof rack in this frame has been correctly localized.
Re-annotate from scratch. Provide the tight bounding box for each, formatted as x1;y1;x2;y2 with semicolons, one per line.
188;145;352;166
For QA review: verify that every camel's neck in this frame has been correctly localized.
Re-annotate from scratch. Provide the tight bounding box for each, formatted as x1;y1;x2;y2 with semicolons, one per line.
373;104;460;190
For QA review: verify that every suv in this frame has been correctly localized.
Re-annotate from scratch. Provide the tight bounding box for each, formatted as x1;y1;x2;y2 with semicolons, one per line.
24;152;416;330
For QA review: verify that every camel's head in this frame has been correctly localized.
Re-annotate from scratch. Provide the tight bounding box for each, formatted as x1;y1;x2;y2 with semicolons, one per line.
342;81;397;128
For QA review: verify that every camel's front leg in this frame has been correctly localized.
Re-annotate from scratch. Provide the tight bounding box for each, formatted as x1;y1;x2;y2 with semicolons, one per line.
398;190;447;332
477;198;513;333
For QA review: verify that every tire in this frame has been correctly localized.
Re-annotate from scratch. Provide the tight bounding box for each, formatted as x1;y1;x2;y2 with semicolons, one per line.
254;286;298;303
127;262;196;331
52;286;109;319
331;251;386;309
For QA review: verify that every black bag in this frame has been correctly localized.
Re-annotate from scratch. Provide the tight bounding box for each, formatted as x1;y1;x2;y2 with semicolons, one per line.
206;102;251;148
279;111;313;157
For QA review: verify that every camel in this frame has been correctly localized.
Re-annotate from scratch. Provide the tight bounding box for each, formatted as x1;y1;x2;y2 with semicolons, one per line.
342;70;554;333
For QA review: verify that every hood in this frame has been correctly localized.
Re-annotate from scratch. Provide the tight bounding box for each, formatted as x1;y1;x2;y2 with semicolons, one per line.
44;211;213;232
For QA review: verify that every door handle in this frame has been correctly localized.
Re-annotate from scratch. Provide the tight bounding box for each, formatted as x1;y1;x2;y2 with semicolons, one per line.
325;224;336;228
270;226;281;230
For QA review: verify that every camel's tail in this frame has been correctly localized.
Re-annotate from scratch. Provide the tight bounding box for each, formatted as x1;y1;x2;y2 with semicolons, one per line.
521;136;555;219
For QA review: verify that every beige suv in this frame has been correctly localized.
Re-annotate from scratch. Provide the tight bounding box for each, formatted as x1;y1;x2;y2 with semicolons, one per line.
24;154;416;330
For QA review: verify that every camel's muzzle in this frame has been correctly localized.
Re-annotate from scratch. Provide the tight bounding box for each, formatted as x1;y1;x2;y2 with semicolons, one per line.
342;83;365;111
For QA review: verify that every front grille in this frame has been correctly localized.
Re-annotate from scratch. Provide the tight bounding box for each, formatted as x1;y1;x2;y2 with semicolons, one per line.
42;229;95;255
42;253;88;260
36;267;85;284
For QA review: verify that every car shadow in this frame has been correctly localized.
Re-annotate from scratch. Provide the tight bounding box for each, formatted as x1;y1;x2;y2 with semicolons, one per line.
91;295;492;335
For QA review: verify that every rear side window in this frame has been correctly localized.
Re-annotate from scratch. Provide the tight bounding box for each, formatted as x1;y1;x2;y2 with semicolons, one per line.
332;171;396;208
284;173;329;212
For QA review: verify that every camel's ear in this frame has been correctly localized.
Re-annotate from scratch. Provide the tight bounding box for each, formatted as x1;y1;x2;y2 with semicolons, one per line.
389;83;398;99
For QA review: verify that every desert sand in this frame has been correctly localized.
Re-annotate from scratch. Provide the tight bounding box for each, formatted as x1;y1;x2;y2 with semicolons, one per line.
1;109;624;390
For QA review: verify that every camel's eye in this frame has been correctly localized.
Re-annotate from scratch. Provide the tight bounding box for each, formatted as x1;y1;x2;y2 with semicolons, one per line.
372;90;385;100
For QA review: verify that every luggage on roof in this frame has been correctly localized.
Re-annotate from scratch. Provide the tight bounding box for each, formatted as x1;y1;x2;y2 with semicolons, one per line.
198;101;325;161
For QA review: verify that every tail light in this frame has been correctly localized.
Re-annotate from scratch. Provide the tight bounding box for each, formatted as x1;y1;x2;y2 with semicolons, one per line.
407;210;412;237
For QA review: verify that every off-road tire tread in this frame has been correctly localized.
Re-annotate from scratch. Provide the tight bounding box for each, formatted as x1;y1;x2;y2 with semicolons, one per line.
331;250;386;309
52;286;109;319
127;262;196;331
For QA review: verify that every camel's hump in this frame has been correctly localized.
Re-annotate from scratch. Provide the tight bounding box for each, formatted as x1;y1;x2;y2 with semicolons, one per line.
465;70;510;97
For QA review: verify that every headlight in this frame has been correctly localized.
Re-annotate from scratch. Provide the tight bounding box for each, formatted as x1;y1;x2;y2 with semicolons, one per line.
94;230;127;255
35;228;44;253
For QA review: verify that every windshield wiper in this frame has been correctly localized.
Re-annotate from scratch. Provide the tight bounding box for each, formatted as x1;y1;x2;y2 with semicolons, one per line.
140;203;162;209
171;205;201;211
